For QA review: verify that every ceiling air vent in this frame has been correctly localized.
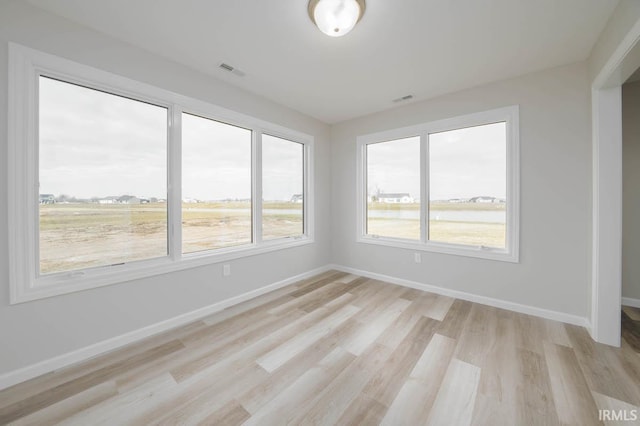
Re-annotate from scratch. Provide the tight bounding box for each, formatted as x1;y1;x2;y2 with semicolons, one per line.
219;63;246;77
393;94;414;103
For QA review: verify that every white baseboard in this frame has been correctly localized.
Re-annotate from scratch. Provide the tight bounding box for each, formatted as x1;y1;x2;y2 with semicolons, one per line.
622;297;640;308
329;264;590;328
0;265;332;391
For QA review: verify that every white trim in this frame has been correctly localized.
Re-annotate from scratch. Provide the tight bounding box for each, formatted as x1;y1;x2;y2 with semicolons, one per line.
8;43;315;304
592;18;640;89
329;264;589;327
14;239;315;304
355;237;518;263
355;106;520;263
0;265;332;391
590;87;623;347
589;11;640;347
420;134;428;243
168;108;182;262
622;297;640;309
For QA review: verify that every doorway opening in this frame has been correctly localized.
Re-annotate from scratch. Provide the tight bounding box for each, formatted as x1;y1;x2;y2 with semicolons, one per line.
621;74;640;352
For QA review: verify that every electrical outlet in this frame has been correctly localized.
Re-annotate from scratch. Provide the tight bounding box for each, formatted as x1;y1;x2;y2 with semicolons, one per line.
414;253;422;263
223;264;231;277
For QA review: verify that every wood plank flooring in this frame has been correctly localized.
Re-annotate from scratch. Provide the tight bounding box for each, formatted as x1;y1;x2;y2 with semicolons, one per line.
622;306;640;353
2;271;640;425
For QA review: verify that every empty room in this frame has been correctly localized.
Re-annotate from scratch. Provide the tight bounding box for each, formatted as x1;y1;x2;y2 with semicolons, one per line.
1;0;640;424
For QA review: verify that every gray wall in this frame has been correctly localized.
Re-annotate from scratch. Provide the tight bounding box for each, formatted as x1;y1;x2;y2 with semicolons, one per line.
623;81;640;301
0;1;332;375
331;62;592;318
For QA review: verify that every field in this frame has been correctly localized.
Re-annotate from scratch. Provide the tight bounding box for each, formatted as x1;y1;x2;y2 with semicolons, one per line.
366;202;506;248
366;201;506;211
39;202;302;274
39;201;504;274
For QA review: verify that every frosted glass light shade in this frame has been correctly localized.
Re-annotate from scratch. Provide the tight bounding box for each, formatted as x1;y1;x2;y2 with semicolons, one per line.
310;0;364;37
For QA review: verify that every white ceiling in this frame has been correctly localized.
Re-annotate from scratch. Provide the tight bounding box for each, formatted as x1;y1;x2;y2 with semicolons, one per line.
26;0;619;124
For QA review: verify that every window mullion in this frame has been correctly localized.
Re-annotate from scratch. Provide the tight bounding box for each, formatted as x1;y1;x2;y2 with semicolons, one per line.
168;107;183;260
421;133;429;244
302;144;307;236
362;144;368;237
253;130;263;245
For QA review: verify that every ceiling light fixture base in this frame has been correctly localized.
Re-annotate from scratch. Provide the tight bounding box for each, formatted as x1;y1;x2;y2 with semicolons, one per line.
308;0;366;37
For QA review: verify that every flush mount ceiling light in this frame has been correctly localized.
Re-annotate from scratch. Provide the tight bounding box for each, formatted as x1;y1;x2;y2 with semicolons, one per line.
308;0;366;37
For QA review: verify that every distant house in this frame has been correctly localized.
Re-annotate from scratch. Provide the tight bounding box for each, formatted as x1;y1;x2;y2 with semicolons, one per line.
97;196;118;204
117;195;141;205
469;196;500;204
378;193;414;203
290;194;303;203
39;194;55;204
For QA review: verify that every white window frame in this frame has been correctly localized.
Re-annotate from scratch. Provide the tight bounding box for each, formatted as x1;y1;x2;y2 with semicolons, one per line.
8;43;314;304
260;134;307;241
356;106;520;263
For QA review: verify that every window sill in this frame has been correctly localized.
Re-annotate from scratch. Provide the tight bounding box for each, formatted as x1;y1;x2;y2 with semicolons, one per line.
357;236;519;263
11;236;314;304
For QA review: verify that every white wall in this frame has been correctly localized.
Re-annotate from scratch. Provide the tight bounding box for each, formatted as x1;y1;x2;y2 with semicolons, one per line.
0;1;331;376
623;81;640;301
331;62;592;318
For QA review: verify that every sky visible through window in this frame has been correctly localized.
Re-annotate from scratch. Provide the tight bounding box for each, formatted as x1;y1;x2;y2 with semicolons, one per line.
182;113;251;201
39;77;303;203
39;76;167;200
367;136;420;200
262;135;304;202
429;122;506;201
366;124;506;201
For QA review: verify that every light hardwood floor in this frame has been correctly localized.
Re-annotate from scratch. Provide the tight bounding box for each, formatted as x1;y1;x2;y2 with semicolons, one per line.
622;306;640;354
1;271;640;425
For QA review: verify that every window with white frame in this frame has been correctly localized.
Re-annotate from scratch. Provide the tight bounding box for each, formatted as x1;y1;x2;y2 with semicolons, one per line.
38;76;169;274
262;135;305;240
181;113;253;253
357;106;519;262
8;44;313;303
366;136;420;240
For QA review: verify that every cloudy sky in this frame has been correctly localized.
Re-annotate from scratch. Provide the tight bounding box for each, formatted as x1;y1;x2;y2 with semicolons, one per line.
39;76;168;199
39;77;303;201
367;136;420;198
182;113;251;200
429;122;506;200
367;123;506;201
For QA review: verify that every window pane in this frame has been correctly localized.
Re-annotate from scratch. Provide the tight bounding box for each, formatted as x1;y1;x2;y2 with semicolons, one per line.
428;122;507;248
38;76;168;274
366;137;420;240
262;135;304;240
182;113;252;253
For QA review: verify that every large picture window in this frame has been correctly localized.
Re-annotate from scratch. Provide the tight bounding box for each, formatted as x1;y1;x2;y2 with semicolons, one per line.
357;107;519;262
8;44;313;303
39;76;168;274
